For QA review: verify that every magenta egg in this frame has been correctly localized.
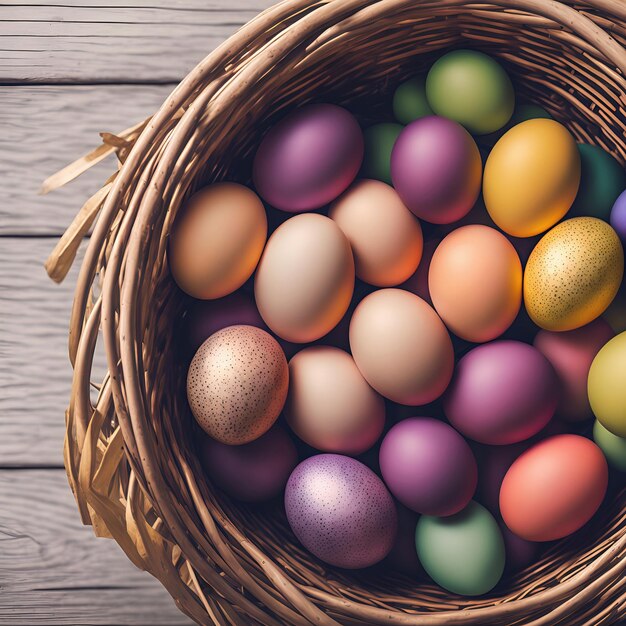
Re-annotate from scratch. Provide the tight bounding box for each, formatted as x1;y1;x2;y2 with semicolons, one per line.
199;426;297;502
444;341;558;445
253;104;364;213
379;418;477;516
390;116;482;224
284;454;397;569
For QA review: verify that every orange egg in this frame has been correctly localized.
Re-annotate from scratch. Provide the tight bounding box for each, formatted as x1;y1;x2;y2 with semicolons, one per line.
169;183;267;299
429;225;522;342
500;435;608;541
329;179;423;286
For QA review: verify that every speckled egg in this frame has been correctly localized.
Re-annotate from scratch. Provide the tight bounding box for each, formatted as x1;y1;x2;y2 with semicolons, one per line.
187;325;288;445
524;217;624;331
253;104;363;212
284;454;397;569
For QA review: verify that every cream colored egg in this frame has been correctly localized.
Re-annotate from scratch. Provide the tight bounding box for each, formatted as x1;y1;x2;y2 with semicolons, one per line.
169;183;267;299
255;214;355;343
329;179;423;286
524;218;624;331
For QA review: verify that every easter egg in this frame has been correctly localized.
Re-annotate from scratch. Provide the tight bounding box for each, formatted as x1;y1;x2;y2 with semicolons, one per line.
379;418;477;516
610;189;626;241
284;454;397;569
362;123;403;184
483;119;580;237
187;326;288;445
385;504;421;575
390;116;482;224
400;237;440;305
185;291;265;355
524;217;624;331
571;144;626;221
415;501;505;596
425;50;514;135
255;214;354;343
199;426;297;502
500;435;608;541
349;289;454;405
533;318;615;421
443;341;558;445
479;103;552;149
429;225;522;342
285;346;385;455
501;525;538;573
329;180;423;286
253;104;363;212
593;420;626;472
588;331;626;438
393;76;433;124
169;183;267;299
604;282;626;333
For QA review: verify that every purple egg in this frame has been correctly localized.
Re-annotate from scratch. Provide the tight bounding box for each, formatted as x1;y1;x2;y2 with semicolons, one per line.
390;116;482;224
253;104;364;213
610;189;626;242
383;503;421;576
284;454;397;569
199;425;297;502
501;525;538;572
185;291;265;354
379;418;477;516
444;341;558;445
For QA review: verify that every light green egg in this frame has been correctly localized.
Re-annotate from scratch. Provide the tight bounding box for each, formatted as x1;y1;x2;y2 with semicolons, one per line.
393;76;433;124
593;420;626;471
415;500;505;596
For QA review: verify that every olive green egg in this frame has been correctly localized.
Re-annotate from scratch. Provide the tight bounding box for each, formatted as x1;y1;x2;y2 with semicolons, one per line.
571;144;626;221
604;282;626;333
362;123;403;184
393;76;433;124
593;420;626;472
425;50;515;135
415;500;505;596
480;103;552;149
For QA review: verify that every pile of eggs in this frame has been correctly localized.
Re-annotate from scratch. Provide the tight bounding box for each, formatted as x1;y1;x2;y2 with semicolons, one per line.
171;49;626;596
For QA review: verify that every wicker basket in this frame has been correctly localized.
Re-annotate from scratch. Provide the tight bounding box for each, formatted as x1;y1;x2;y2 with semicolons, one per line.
45;1;626;624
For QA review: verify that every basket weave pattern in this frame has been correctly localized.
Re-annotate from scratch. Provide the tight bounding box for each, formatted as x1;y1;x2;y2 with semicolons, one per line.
46;1;626;624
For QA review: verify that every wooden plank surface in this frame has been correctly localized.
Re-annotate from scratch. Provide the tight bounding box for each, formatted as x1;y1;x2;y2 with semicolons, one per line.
0;469;192;625
2;1;274;83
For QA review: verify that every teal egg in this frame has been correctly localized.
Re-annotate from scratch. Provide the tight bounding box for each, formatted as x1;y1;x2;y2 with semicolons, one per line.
571;144;626;221
362;123;403;184
393;76;433;124
425;50;515;135
415;500;505;595
593;419;626;471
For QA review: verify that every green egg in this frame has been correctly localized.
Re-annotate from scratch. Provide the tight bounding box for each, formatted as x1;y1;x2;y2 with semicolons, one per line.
479;103;552;149
570;144;626;221
393;76;433;124
415;500;505;596
593;419;626;472
604;282;626;333
425;49;515;135
362;123;403;184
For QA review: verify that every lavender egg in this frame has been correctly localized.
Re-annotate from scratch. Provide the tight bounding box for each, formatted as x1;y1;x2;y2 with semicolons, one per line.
199;426;297;502
253;104;364;213
284;454;397;569
610;189;626;242
390;116;482;224
444;341;558;445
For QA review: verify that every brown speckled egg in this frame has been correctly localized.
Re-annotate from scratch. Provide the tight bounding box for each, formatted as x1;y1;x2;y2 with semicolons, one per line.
524;218;624;331
187;325;288;445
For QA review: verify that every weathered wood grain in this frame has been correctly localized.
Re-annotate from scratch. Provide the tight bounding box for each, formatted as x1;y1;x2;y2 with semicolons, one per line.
2;1;274;83
0;469;192;625
0;84;172;235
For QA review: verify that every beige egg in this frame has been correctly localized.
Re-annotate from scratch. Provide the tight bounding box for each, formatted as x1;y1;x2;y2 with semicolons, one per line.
255;214;355;343
429;225;522;342
524;217;624;331
285;346;385;455
329;179;423;286
169;183;267;299
187;325;288;445
349;289;454;405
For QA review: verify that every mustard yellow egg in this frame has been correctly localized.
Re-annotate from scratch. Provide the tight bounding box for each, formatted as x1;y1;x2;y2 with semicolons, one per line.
524;218;624;331
484;119;580;237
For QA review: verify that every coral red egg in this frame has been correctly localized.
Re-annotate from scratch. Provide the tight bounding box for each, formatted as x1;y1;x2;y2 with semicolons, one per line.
500;435;608;541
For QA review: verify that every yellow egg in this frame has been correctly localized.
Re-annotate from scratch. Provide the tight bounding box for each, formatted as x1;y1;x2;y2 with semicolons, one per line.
524;218;624;331
484;119;580;237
